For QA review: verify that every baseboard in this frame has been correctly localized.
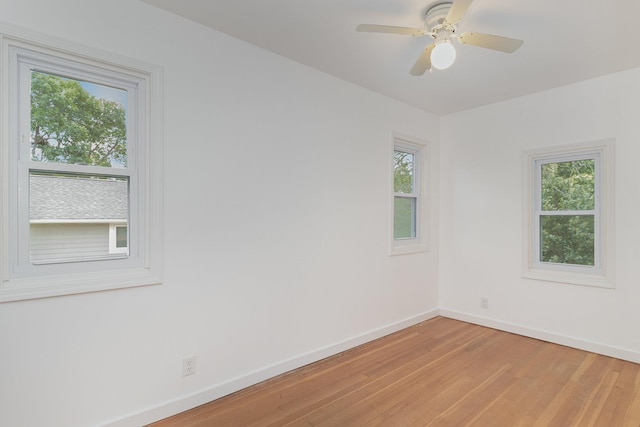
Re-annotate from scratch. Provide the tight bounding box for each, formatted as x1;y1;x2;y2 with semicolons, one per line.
439;309;640;364
103;308;440;427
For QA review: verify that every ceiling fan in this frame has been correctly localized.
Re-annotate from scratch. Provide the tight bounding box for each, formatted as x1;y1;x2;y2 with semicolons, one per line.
356;0;524;75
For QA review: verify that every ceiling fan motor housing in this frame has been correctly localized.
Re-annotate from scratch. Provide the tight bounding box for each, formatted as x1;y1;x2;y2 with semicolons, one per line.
425;2;454;32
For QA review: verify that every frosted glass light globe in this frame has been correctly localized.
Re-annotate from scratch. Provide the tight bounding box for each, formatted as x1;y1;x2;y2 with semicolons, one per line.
431;41;456;70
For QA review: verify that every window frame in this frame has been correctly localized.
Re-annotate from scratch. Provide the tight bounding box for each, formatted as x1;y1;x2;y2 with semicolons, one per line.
522;139;615;288
390;133;430;256
0;26;163;302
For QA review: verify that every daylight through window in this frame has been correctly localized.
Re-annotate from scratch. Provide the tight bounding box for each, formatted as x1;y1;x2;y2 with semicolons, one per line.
538;158;595;266
523;140;614;288
391;135;429;256
1;32;162;302
25;66;131;266
394;149;417;239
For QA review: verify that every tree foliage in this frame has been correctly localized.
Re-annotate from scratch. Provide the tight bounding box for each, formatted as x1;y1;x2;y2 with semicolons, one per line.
30;71;127;167
394;151;413;194
541;160;594;211
540;159;595;266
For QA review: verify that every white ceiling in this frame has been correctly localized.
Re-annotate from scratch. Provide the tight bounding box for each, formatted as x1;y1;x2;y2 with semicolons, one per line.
142;0;640;115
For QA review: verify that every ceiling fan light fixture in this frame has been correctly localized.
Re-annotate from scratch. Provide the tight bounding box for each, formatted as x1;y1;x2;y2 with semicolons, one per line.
431;38;456;70
356;0;524;76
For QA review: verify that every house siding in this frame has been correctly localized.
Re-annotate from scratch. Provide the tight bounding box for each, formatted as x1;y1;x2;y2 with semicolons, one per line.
28;175;129;263
30;223;122;264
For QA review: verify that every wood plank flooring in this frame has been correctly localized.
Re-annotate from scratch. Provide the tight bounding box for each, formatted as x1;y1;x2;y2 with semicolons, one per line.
148;317;640;426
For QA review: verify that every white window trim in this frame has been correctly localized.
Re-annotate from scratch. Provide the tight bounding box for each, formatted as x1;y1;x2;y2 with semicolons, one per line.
390;133;430;256
0;25;163;302
522;139;615;288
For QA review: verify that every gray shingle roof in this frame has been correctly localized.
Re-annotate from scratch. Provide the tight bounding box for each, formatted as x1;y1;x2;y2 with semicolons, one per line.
30;174;128;221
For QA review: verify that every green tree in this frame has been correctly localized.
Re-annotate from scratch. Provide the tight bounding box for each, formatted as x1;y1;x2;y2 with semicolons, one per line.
30;71;127;167
540;159;595;266
394;151;413;194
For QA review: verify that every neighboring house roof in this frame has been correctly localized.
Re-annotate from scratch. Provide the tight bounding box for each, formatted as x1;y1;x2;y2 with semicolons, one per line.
30;174;128;221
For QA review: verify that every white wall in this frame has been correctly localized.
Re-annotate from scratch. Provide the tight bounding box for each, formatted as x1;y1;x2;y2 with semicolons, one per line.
440;68;640;361
0;1;439;426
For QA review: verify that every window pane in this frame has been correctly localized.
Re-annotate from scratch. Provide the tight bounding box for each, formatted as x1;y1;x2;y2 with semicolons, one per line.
30;71;128;168
394;150;414;193
540;215;594;266
394;196;416;239
29;172;129;264
116;226;128;248
541;159;594;211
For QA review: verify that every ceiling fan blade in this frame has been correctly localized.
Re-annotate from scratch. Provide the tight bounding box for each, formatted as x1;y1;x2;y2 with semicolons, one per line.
356;24;428;36
444;0;474;25
410;44;435;76
458;32;524;53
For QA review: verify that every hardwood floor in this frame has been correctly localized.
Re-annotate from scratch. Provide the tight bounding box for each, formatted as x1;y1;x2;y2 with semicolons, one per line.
149;317;640;426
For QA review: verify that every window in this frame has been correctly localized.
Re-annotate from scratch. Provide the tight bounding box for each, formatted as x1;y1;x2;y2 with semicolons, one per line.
394;149;417;239
0;28;163;302
109;224;129;255
391;135;429;255
523;140;614;287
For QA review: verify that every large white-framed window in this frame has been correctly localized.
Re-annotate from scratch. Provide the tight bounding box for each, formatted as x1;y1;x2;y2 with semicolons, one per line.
391;134;429;256
0;27;163;302
522;139;614;288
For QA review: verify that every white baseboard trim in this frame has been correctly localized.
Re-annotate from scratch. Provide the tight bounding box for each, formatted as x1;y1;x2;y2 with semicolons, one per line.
439;309;640;364
103;308;440;427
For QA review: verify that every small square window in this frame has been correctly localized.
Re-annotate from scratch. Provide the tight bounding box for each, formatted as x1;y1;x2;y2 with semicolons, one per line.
116;226;128;249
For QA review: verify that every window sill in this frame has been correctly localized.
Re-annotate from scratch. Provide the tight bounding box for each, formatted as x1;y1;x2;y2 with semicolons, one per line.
522;268;614;289
390;242;429;256
0;268;162;303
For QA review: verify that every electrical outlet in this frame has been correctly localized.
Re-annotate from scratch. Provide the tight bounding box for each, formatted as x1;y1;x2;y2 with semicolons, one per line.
183;356;196;377
480;297;489;309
